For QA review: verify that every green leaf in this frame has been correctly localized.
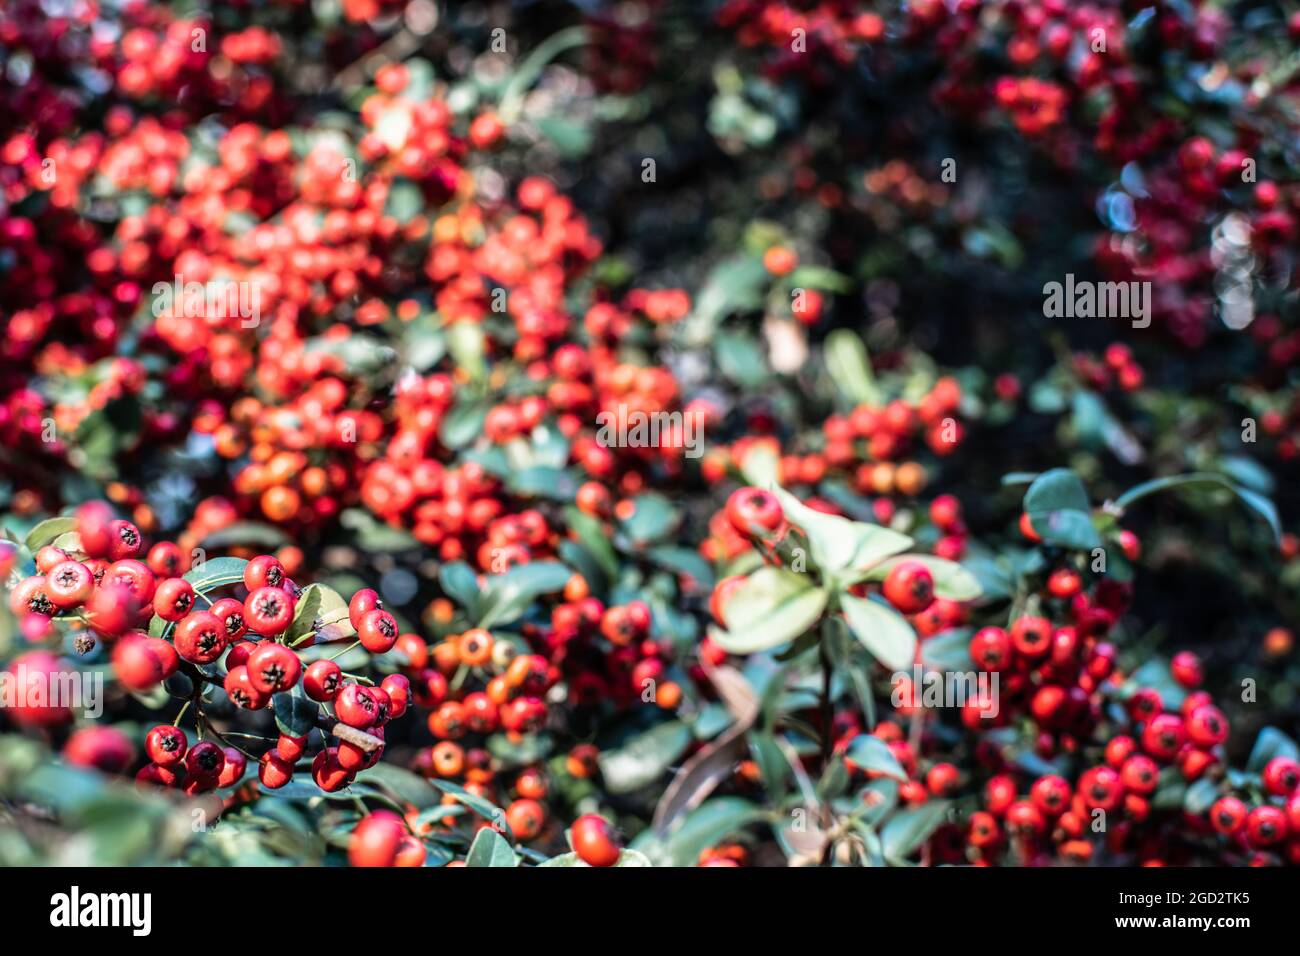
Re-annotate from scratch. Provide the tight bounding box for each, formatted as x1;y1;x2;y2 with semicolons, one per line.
273;684;318;738
598;720;693;794
715;328;768;387
739;443;780;488
618;493;679;546
712;567;827;654
25;517;77;552
846;735;906;781
789;265;852;293
564;507;619;579
439;562;482;615
689;256;768;334
1024;468;1091;513
632;797;764;867
863;555;982;601
824;329;881;407
285;583;352;646
1114;471;1280;544
840;592;916;670
476;560;571;629
1026;509;1101;551
439;399;489;450
466;826;519;867
384;178;423;223
183;556;249;596
427;778;506;826
880;801;949;862
538;848;653;867
1183;778;1219;816
772;487;912;574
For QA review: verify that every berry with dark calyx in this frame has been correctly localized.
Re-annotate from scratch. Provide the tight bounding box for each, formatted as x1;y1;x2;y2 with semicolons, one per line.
145;725;188;767
969;626;1013;672
244;586;293;636
305;660;343;701
243;554;285;591
223;665;269;710
724;487;783;538
1010;615;1052;659
357;608;399;654
348;588;383;629
209;597;248;641
335;684;378;728
152;577;196;621
46;561;94;610
570;813;622;866
882;560;935;614
174;610;229;664
1245;805;1288;847
247;641;302;694
1262;756;1300;797
185;741;226;781
1209;796;1247;835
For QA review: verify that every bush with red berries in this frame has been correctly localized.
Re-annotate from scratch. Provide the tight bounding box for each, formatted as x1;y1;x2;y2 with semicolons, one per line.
1;1;1299;867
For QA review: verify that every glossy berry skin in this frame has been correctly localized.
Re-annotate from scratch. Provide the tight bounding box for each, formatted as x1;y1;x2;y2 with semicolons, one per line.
380;674;410;719
144;725;188;767
1141;714;1186;762
357;608;399;654
304;659;343;701
312;748;351;792
1262;756;1300;797
173;610;229;664
335;684;378;728
223;665;269;710
247;642;302;694
1245;805;1288;847
259;752;295;790
46;560;94;609
218;748;247;788
724;487;783;538
348;588;383;629
506;798;546;840
185;741;226;781
1009;615;1052;659
882;560;935;614
112;634;180;691
1185;705;1229;748
349;811;405;867
1209;796;1247;835
969;626;1013;672
152;577;196;622
570;813;622;866
243;555;285;591
209;597;248;641
244;586;294;636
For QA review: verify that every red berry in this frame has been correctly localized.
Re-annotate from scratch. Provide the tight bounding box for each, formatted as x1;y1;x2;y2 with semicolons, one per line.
145;725;188;767
247;641;302;694
305;659;343;702
570;813;622;866
174;610;229;664
882;560;935;614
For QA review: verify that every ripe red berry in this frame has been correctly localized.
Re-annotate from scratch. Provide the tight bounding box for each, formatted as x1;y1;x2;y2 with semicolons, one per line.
723;487;783;538
882;560;935;614
244;586;294;636
335;684;378;728
112;634;179;691
312;747;351;792
185;741;226;780
247;642;302;694
1262;756;1300;797
1009;615;1051;659
259;752;295;790
243;555;285;591
349;811;406;867
1209;796;1247;835
570;813;622;866
304;659;343;701
357;608;399;653
209;597;249;641
1185;704;1228;748
348;588;383;630
144;724;188;767
174;610;229;664
223;664;270;710
1245;805;1288;847
969;626;1013;671
45;560;94;609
